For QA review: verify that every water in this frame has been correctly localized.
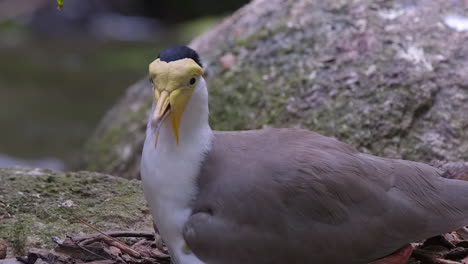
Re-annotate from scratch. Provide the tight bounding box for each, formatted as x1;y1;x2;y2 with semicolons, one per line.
0;154;64;171
0;27;164;169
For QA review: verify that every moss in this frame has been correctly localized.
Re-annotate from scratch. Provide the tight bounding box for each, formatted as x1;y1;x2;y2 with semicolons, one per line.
0;168;152;257
208;58;298;131
82;93;152;174
11;220;27;255
235;28;270;49
84;125;123;172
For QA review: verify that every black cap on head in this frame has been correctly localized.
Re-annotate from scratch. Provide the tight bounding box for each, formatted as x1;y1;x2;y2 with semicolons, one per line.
158;45;202;67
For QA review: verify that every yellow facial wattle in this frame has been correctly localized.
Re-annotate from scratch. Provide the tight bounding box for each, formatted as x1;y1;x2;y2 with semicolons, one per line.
149;58;204;147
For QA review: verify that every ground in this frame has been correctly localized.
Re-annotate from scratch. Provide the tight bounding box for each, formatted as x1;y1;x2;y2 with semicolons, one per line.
0;167;153;258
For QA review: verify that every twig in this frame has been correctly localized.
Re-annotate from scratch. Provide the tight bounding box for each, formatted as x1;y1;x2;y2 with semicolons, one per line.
74;217;116;240
100;235;141;258
73;231;154;242
0;212;12;220
78;236;102;247
433;258;462;264
444;247;468;260
131;239;149;248
69;237;109;261
73;217;142;259
84;261;114;264
103;245;128;264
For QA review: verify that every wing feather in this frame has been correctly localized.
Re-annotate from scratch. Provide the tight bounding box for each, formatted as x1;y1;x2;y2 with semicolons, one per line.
183;128;468;264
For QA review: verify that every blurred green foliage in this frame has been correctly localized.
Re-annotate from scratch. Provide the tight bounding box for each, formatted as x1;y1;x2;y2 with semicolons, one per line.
56;0;64;9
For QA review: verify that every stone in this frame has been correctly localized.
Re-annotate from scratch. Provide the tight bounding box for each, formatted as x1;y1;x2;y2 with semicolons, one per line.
0;240;6;259
79;0;468;179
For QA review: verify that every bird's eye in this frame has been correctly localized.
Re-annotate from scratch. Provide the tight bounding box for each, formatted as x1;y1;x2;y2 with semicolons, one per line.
189;77;196;85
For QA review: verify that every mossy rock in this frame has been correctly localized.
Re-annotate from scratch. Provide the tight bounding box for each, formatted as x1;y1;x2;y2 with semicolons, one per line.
80;0;468;179
0;167;152;258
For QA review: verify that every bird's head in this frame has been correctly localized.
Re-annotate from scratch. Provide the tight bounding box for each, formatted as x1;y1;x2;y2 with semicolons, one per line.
148;45;205;147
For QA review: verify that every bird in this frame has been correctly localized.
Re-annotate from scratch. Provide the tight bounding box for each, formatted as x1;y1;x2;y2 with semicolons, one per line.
140;45;468;264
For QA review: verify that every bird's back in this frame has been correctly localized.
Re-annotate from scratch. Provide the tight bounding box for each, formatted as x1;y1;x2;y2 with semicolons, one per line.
185;128;468;264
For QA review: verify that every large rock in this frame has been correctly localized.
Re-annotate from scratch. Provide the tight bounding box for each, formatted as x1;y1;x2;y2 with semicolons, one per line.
0;167;152;258
80;0;468;179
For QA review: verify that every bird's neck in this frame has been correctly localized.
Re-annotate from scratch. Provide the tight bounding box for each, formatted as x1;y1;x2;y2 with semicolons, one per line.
155;116;212;155
144;79;213;164
152;99;212;155
141;99;212;264
141;90;213;209
142;92;213;185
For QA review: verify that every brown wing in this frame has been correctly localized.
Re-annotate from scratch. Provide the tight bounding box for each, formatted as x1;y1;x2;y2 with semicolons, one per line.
183;128;468;264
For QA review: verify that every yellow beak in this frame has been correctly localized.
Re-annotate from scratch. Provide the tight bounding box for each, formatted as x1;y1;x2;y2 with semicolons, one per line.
151;88;193;147
152;90;170;130
149;57;203;148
